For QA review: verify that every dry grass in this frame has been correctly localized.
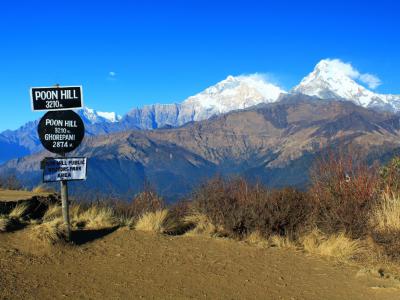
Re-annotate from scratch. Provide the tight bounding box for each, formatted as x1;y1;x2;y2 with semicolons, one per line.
118;216;135;228
41;204;119;235
30;218;65;244
0;215;11;232
74;206;117;229
8;203;29;219
245;231;269;247
301;229;364;261
43;204;62;222
41;204;119;232
135;209;169;233
70;204;82;216
244;231;298;250
184;213;217;236
268;235;298;250
31;184;54;193
370;192;400;233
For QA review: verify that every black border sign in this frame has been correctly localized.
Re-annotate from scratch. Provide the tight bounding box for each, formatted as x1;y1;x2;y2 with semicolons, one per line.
31;86;83;111
38;110;85;154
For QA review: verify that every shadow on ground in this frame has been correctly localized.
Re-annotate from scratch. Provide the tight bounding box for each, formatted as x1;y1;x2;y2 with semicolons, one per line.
70;226;119;245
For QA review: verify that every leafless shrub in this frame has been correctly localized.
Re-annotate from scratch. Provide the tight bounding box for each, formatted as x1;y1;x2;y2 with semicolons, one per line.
111;188;165;223
379;156;400;194
309;149;379;238
0;175;22;190
192;177;312;239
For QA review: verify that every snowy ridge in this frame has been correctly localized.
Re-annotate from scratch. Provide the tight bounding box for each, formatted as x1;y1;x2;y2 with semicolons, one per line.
123;74;287;129
292;59;400;111
78;107;122;124
183;74;285;111
179;74;286;122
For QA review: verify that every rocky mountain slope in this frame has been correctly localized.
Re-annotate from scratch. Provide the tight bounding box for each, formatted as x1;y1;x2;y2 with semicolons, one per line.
2;95;400;200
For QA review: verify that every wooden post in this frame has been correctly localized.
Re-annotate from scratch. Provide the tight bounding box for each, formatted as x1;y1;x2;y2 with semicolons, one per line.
55;84;71;240
60;153;71;241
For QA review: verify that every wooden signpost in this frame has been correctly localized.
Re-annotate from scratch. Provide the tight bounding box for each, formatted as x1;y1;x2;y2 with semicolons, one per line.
32;85;86;241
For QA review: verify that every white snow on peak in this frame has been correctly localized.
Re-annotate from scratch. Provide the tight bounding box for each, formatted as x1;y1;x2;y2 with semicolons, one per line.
96;111;121;123
179;74;286;121
293;58;400;111
78;107;121;124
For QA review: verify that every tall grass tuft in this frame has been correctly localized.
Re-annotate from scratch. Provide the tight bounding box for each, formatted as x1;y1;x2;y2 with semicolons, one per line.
74;205;117;229
9;203;29;219
30;218;65;244
268;235;298;250
135;209;169;233
369;192;400;260
43;204;62;222
301;229;364;261
32;184;55;193
0;215;11;232
370;192;400;233
184;213;217;236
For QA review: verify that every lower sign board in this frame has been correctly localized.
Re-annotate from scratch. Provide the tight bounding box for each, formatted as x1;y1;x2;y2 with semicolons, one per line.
38;110;85;154
43;157;87;182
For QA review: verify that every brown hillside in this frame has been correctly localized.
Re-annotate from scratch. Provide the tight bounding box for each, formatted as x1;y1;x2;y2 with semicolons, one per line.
2;95;400;198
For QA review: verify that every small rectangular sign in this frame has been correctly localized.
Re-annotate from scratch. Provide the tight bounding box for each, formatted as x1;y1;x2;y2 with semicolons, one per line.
31;86;83;111
43;157;87;182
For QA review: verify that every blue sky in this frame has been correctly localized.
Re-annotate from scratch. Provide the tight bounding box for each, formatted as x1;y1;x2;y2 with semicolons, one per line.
0;0;399;131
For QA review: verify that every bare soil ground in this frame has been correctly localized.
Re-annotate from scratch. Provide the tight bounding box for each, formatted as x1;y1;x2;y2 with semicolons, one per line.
0;190;50;202
0;228;399;300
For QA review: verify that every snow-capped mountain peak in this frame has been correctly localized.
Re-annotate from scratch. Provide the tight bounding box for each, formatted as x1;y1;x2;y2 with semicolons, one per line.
292;58;400;111
78;107;122;124
181;74;286;119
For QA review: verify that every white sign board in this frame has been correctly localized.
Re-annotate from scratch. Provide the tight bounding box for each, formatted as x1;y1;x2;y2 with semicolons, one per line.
43;157;87;182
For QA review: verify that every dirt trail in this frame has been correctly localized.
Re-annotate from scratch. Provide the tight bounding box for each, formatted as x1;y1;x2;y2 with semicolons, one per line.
0;228;399;300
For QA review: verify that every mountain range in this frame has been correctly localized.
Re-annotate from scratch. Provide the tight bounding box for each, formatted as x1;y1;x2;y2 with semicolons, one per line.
2;94;400;200
2;58;400;164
